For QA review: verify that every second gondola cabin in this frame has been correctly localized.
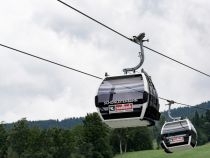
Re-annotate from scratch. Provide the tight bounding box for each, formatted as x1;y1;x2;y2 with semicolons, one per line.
160;118;197;153
95;69;160;128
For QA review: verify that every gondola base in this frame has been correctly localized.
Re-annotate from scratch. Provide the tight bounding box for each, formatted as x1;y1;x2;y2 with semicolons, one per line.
161;141;195;153
103;117;152;128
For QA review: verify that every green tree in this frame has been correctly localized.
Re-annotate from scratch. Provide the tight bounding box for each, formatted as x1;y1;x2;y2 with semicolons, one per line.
110;128;129;154
193;111;200;127
154;115;166;149
191;111;209;146
127;127;153;151
111;126;153;154
8;118;30;158
83;113;113;158
21;149;53;158
0;123;7;158
21;127;53;158
203;111;210;141
205;110;210;122
70;125;85;156
197;128;208;145
41;128;71;158
28;127;42;152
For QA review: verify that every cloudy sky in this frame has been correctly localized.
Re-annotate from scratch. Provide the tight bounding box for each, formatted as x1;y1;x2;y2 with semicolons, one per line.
0;0;210;123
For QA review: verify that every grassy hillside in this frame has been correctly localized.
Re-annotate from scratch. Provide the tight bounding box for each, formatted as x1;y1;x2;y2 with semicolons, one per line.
114;143;210;158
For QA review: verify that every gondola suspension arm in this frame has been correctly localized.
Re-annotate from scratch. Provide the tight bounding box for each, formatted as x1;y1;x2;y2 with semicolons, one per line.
166;100;181;121
123;33;149;74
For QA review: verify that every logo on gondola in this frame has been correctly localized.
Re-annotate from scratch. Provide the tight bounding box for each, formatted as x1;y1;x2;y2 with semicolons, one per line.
109;105;115;112
169;136;184;144
109;103;133;114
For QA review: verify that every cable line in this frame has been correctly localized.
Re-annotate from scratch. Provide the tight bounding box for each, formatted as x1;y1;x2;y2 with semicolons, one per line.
159;96;210;111
144;46;210;78
57;0;210;78
57;0;132;42
1;43;210;112
0;43;102;80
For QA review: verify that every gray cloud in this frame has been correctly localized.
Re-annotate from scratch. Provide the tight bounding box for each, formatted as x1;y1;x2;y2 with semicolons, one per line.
0;0;210;122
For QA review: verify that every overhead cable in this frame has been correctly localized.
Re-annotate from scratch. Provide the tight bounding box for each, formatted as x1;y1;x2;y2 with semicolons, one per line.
1;43;210;112
159;96;210;111
57;0;210;78
0;43;102;80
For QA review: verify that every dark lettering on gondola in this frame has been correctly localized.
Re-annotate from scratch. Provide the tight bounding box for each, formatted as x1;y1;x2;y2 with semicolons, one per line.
104;99;138;105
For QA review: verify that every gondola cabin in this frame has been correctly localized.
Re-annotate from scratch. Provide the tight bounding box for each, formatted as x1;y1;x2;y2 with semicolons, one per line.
95;70;160;128
161;119;197;153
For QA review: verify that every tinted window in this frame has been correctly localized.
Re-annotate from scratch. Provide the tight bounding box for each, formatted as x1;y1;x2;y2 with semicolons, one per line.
162;120;190;134
97;75;144;104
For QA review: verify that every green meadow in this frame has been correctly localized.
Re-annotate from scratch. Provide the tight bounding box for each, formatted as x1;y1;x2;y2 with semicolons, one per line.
114;143;210;158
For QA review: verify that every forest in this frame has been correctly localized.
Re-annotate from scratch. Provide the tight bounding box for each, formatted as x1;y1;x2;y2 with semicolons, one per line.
0;101;210;158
